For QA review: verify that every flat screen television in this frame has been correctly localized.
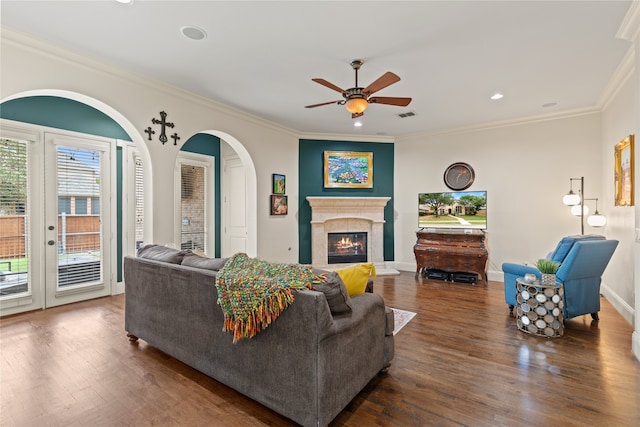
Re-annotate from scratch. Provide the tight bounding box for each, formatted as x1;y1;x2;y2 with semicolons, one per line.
418;191;487;230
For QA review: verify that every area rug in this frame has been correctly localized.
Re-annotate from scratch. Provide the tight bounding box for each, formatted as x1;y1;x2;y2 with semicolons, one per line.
389;307;417;335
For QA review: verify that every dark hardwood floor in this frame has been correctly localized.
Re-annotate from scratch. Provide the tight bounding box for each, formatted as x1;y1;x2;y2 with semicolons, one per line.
1;272;639;426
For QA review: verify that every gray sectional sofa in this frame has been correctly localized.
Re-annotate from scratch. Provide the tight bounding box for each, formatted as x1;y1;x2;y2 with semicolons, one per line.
123;247;394;427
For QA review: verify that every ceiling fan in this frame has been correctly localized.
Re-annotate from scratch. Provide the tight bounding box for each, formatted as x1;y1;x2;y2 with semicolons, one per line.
305;60;412;118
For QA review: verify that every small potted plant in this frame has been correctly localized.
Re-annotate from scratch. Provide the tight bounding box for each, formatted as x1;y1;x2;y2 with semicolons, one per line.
536;259;560;285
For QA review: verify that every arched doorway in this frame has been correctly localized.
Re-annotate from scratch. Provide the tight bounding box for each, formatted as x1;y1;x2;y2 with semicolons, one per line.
177;130;257;258
0;90;150;315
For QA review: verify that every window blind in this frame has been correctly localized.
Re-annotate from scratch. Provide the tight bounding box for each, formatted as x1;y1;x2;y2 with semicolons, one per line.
134;154;144;249
56;146;102;287
0;138;29;296
180;163;207;254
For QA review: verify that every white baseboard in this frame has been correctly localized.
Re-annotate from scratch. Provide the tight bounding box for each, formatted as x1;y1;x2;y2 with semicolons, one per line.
600;282;634;326
114;281;125;295
488;270;503;282
633;331;640;362
390;261;416;273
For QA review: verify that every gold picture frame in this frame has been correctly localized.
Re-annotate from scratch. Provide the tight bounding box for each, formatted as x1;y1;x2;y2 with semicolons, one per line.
614;134;634;207
323;151;373;188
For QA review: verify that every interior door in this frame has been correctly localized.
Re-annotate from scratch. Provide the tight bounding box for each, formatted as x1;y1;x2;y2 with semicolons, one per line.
222;156;247;256
43;133;114;308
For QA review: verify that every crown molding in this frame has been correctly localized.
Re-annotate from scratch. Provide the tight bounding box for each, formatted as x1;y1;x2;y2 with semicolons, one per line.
617;0;640;42
396;106;601;141
598;46;635;111
298;132;395;143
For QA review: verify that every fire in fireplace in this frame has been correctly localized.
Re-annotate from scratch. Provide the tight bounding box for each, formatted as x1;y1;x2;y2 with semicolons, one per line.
327;232;367;264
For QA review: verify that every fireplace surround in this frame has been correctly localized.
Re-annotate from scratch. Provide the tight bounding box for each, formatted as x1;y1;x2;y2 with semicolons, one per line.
307;196;391;269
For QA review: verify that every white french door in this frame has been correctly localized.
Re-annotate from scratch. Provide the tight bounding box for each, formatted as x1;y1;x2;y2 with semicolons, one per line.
44;133;114;307
0;126;115;315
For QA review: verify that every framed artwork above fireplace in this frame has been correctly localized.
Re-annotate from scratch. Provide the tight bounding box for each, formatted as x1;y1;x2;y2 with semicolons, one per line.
323;151;373;188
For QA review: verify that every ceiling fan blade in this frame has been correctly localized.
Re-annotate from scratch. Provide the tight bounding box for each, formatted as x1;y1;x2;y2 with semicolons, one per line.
305;100;342;108
312;78;346;94
368;96;412;107
362;72;401;96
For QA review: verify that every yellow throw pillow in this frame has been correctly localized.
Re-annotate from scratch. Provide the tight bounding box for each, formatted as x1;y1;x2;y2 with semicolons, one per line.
336;263;376;297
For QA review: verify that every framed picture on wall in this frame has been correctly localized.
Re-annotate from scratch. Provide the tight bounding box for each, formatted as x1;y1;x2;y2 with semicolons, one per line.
323;151;373;188
270;195;288;215
614;134;634;207
272;173;286;194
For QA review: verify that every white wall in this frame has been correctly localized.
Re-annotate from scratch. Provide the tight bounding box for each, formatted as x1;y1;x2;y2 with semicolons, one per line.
601;73;637;325
394;113;604;279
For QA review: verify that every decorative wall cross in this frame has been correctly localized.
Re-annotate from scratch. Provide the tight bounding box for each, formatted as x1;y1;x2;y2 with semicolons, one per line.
150;111;176;144
144;126;155;140
171;133;181;146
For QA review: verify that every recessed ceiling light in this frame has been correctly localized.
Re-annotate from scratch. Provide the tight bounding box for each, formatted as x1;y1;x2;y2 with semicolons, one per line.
354;121;363;127
115;0;133;4
490;93;504;100
181;26;207;41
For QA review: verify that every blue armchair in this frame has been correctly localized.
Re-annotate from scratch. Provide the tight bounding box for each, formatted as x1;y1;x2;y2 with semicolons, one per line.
502;235;618;320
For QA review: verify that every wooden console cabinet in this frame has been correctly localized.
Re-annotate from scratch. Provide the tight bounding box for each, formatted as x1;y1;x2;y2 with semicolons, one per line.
414;229;489;285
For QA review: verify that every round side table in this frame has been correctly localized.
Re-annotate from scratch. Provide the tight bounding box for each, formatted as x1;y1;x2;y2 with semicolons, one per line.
515;277;564;338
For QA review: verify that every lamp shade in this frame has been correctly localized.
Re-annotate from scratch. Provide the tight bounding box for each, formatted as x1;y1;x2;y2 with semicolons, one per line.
562;192;581;206
571;204;589;216
345;97;368;114
587;213;607;227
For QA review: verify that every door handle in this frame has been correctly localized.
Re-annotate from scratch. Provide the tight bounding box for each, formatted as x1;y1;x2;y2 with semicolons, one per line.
47;240;55;246
48;225;55;230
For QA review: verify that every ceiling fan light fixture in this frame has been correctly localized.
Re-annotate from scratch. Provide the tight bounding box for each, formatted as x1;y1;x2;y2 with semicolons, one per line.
345;97;368;114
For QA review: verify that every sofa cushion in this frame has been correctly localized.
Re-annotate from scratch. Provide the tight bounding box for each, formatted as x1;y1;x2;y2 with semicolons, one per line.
137;244;186;264
181;252;229;271
312;270;353;315
336;263;377;297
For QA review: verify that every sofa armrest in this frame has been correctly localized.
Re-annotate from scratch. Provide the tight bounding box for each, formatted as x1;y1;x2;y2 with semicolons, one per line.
502;262;540;278
502;263;541;307
315;292;390;425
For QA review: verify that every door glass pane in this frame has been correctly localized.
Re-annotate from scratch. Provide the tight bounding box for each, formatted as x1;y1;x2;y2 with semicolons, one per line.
57;146;102;288
0;138;29;297
180;163;207;253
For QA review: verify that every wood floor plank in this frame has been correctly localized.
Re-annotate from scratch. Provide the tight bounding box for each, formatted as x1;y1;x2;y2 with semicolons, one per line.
1;272;639;426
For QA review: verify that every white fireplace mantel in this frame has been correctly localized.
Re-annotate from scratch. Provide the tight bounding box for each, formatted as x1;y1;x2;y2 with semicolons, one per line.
306;196;391;269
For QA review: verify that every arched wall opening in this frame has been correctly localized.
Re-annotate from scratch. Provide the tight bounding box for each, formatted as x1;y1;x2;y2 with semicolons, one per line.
1;89;154;246
192;130;257;258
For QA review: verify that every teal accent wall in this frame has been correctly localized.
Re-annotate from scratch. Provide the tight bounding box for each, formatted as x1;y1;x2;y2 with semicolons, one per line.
1;96;130;281
180;134;222;257
298;139;394;264
1;96;130;140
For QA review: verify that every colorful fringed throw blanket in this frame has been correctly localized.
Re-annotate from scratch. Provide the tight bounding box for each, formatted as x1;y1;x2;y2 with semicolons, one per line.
215;253;314;343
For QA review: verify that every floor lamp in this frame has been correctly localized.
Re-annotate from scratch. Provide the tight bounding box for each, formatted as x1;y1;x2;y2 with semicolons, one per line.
562;177;606;234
